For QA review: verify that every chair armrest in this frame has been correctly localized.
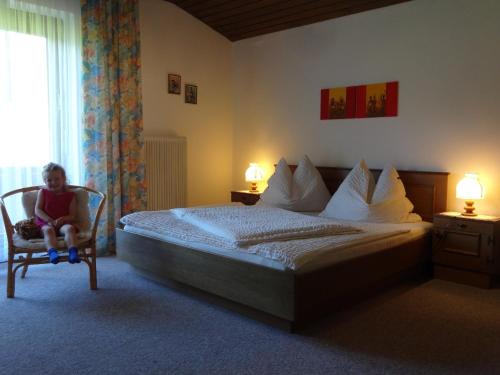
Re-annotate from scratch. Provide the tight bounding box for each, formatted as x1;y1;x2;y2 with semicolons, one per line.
0;197;15;247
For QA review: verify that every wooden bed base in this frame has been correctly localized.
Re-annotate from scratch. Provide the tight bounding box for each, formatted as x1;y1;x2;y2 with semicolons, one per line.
117;166;448;331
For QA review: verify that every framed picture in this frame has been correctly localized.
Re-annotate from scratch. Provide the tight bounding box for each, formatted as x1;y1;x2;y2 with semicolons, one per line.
185;84;197;104
168;74;181;94
320;86;356;119
355;81;398;118
321;81;398;120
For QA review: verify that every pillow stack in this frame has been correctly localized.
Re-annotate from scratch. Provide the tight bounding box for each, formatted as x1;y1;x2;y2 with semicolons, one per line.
320;160;419;223
260;155;331;212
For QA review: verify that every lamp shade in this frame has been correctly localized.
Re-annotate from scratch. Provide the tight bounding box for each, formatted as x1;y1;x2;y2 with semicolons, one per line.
245;163;264;183
245;163;264;192
456;173;484;200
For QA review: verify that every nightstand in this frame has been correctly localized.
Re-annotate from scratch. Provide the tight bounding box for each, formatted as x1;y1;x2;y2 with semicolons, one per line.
230;190;261;206
432;212;500;288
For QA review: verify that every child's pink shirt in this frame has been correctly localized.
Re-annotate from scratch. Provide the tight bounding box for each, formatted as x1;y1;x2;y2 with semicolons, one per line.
35;189;75;228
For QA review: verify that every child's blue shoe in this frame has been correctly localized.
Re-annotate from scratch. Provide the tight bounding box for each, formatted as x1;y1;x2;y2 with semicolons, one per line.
48;248;59;264
68;247;80;264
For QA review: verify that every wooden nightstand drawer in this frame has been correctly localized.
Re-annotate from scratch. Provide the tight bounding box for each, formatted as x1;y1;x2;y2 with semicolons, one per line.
432;212;500;288
433;229;486;272
231;191;261;205
434;216;494;235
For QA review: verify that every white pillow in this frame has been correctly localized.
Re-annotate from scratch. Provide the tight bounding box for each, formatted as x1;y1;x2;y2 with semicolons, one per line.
320;159;374;221
21;191;38;218
259;158;294;210
320;161;418;223
292;155;331;211
74;189;91;231
368;166;415;223
260;155;331;212
371;165;406;204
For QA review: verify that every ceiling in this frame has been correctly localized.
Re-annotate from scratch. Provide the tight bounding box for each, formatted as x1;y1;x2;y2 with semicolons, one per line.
166;0;412;42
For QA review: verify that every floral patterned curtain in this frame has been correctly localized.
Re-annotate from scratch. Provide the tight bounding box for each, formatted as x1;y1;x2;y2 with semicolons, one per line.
81;0;146;253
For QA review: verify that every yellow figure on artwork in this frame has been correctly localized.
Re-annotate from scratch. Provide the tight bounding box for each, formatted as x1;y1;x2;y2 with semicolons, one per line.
328;87;347;118
366;83;387;117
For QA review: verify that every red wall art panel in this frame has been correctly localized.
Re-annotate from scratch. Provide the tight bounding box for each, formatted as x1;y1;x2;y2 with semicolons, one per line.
321;81;398;120
320;86;356;119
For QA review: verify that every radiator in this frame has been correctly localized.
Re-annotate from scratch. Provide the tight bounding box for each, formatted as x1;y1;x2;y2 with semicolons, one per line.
144;136;187;210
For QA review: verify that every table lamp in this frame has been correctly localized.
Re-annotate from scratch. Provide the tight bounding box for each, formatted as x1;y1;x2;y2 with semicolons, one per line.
456;173;484;216
245;163;264;192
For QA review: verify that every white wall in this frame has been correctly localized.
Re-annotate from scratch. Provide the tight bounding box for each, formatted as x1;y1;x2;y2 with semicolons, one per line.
140;0;233;206
232;0;500;215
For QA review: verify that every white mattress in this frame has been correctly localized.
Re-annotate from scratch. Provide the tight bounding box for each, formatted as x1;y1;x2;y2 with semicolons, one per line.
122;214;432;272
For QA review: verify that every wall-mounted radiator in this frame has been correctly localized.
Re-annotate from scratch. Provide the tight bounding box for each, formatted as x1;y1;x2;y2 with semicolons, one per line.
144;136;187;210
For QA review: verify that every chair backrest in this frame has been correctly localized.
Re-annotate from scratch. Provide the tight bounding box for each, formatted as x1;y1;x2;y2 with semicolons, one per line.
21;188;92;231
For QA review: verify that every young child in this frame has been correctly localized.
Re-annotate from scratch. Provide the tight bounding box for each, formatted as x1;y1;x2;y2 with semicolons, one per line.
35;163;80;264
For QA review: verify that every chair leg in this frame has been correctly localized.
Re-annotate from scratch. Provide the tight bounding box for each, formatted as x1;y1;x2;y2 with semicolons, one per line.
89;249;97;290
21;253;32;278
7;252;15;298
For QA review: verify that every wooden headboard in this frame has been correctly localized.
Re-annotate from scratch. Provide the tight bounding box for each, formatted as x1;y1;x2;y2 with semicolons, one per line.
288;165;449;222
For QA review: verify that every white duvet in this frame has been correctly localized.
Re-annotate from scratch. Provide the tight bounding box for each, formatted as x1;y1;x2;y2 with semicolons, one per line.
170;205;359;246
120;206;410;270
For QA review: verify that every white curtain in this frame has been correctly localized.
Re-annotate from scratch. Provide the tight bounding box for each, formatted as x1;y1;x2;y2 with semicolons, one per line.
0;0;82;261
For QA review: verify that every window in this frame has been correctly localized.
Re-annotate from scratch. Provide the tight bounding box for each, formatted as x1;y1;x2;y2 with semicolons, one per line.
0;0;82;261
0;30;50;167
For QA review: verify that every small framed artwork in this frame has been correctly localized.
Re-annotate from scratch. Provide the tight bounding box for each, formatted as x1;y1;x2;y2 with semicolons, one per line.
320;81;398;120
185;84;197;104
355;81;398;118
168;74;181;94
320;86;356;119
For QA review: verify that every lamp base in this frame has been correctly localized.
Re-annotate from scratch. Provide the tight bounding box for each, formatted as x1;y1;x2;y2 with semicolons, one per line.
249;182;258;192
461;201;477;216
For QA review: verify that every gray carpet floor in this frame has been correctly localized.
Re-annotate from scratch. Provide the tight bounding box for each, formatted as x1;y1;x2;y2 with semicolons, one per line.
1;257;500;375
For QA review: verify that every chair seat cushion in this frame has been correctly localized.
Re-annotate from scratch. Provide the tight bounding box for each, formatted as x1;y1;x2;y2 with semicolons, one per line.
13;231;92;251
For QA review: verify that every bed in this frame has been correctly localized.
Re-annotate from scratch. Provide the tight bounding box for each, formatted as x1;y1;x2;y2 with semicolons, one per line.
116;166;448;331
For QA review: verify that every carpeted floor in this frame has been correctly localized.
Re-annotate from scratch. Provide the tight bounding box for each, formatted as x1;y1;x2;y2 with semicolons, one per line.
1;257;500;375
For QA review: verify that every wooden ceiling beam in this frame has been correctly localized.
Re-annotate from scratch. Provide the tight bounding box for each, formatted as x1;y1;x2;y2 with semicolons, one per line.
214;0;379;31
169;0;230;10
225;0;410;41
165;0;412;42
171;0;238;15
203;0;315;25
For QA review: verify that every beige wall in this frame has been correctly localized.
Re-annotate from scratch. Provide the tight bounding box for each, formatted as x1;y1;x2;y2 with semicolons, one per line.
232;0;500;215
140;0;500;214
140;0;233;206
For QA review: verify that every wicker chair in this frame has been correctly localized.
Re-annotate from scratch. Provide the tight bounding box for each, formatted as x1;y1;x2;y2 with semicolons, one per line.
0;185;106;298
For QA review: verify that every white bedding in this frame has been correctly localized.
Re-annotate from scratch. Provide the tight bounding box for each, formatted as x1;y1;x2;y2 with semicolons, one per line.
120;207;431;270
170;205;359;246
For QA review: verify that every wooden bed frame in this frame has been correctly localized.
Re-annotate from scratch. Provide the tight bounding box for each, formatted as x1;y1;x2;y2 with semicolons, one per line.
117;166;448;331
